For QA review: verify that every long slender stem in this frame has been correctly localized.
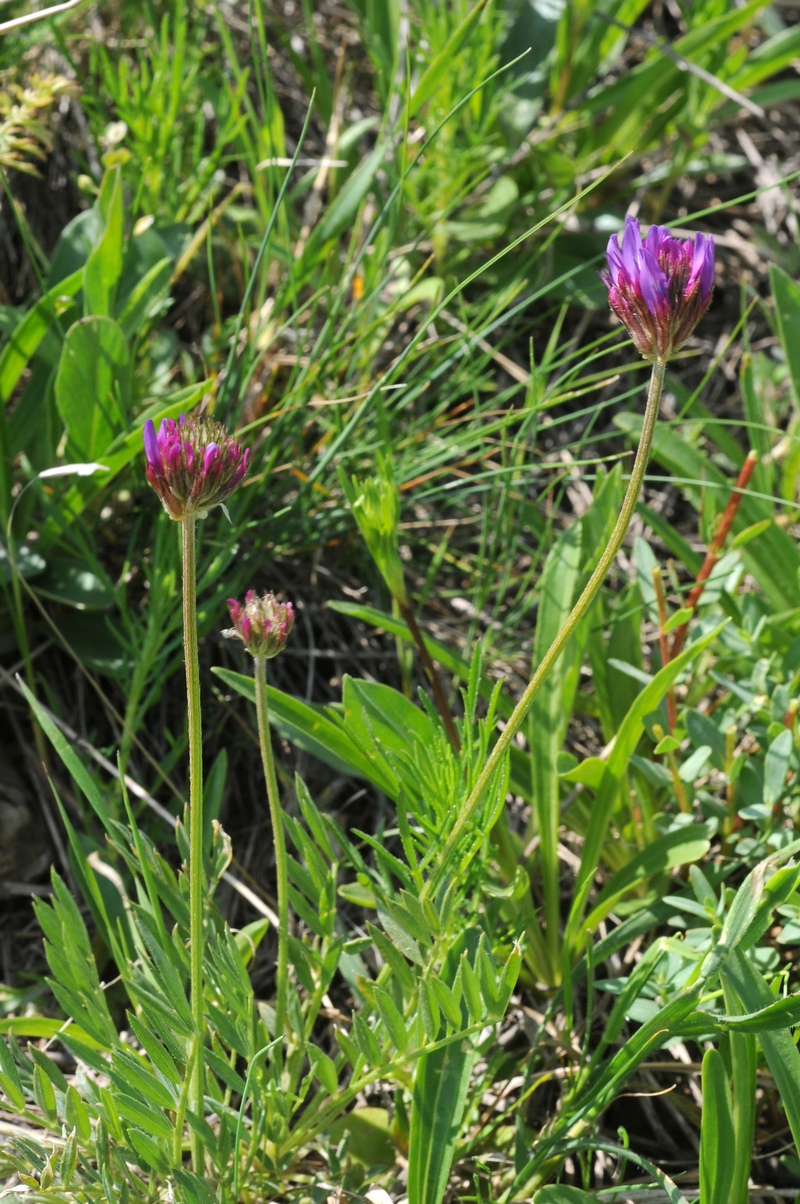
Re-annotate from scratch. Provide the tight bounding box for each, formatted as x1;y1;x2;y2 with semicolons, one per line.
428;359;667;891
254;655;290;1044
182;516;205;1171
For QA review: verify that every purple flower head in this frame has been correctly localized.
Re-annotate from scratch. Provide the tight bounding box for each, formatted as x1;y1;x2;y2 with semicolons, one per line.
143;414;249;520
600;216;715;362
223;591;295;659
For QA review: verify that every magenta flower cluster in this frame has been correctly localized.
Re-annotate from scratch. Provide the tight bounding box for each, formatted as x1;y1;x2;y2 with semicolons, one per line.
224;591;295;659
143;414;249;520
601;216;714;362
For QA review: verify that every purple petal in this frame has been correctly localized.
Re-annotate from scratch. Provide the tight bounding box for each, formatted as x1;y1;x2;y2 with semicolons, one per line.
621;216;643;276
690;232;715;300
605;233;625;282
638;247;669;315
203;443;219;472
143;420;160;468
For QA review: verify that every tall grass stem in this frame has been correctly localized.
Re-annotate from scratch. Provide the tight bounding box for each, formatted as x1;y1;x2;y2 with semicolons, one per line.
254;655;290;1044
182;516;205;1171
430;359;668;887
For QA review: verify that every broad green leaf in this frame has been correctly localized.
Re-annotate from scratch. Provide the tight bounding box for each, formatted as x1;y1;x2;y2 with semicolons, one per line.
84;167;124;317
0;269;82;405
407;1038;478;1204
55;316;129;460
343;677;439;767
328;1107;395;1168
686;993;800;1035
33;557;114;611
117;257;172;338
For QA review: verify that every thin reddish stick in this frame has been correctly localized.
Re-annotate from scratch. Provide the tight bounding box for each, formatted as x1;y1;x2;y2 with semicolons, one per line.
652;567;677;732
669;451;759;662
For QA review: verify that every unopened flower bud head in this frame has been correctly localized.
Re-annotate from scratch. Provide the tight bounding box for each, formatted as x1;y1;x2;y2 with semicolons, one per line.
601;216;714;363
224;591;295;659
143;414;249;520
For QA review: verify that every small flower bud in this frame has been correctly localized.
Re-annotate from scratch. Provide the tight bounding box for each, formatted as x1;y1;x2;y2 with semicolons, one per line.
601;216;714;362
224;591;294;659
143;414;249;520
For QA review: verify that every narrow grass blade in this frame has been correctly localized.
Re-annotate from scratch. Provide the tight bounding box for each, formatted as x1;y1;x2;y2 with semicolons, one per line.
722;947;800;1155
700;1047;735;1204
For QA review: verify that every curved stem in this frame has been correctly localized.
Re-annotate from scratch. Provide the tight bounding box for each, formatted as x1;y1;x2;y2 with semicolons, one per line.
254;655;289;1045
429;359;667;890
182;516;205;1171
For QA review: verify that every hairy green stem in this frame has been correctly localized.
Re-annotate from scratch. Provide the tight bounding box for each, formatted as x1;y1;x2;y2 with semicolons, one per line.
182;516;205;1171
430;359;667;889
254;655;290;1044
